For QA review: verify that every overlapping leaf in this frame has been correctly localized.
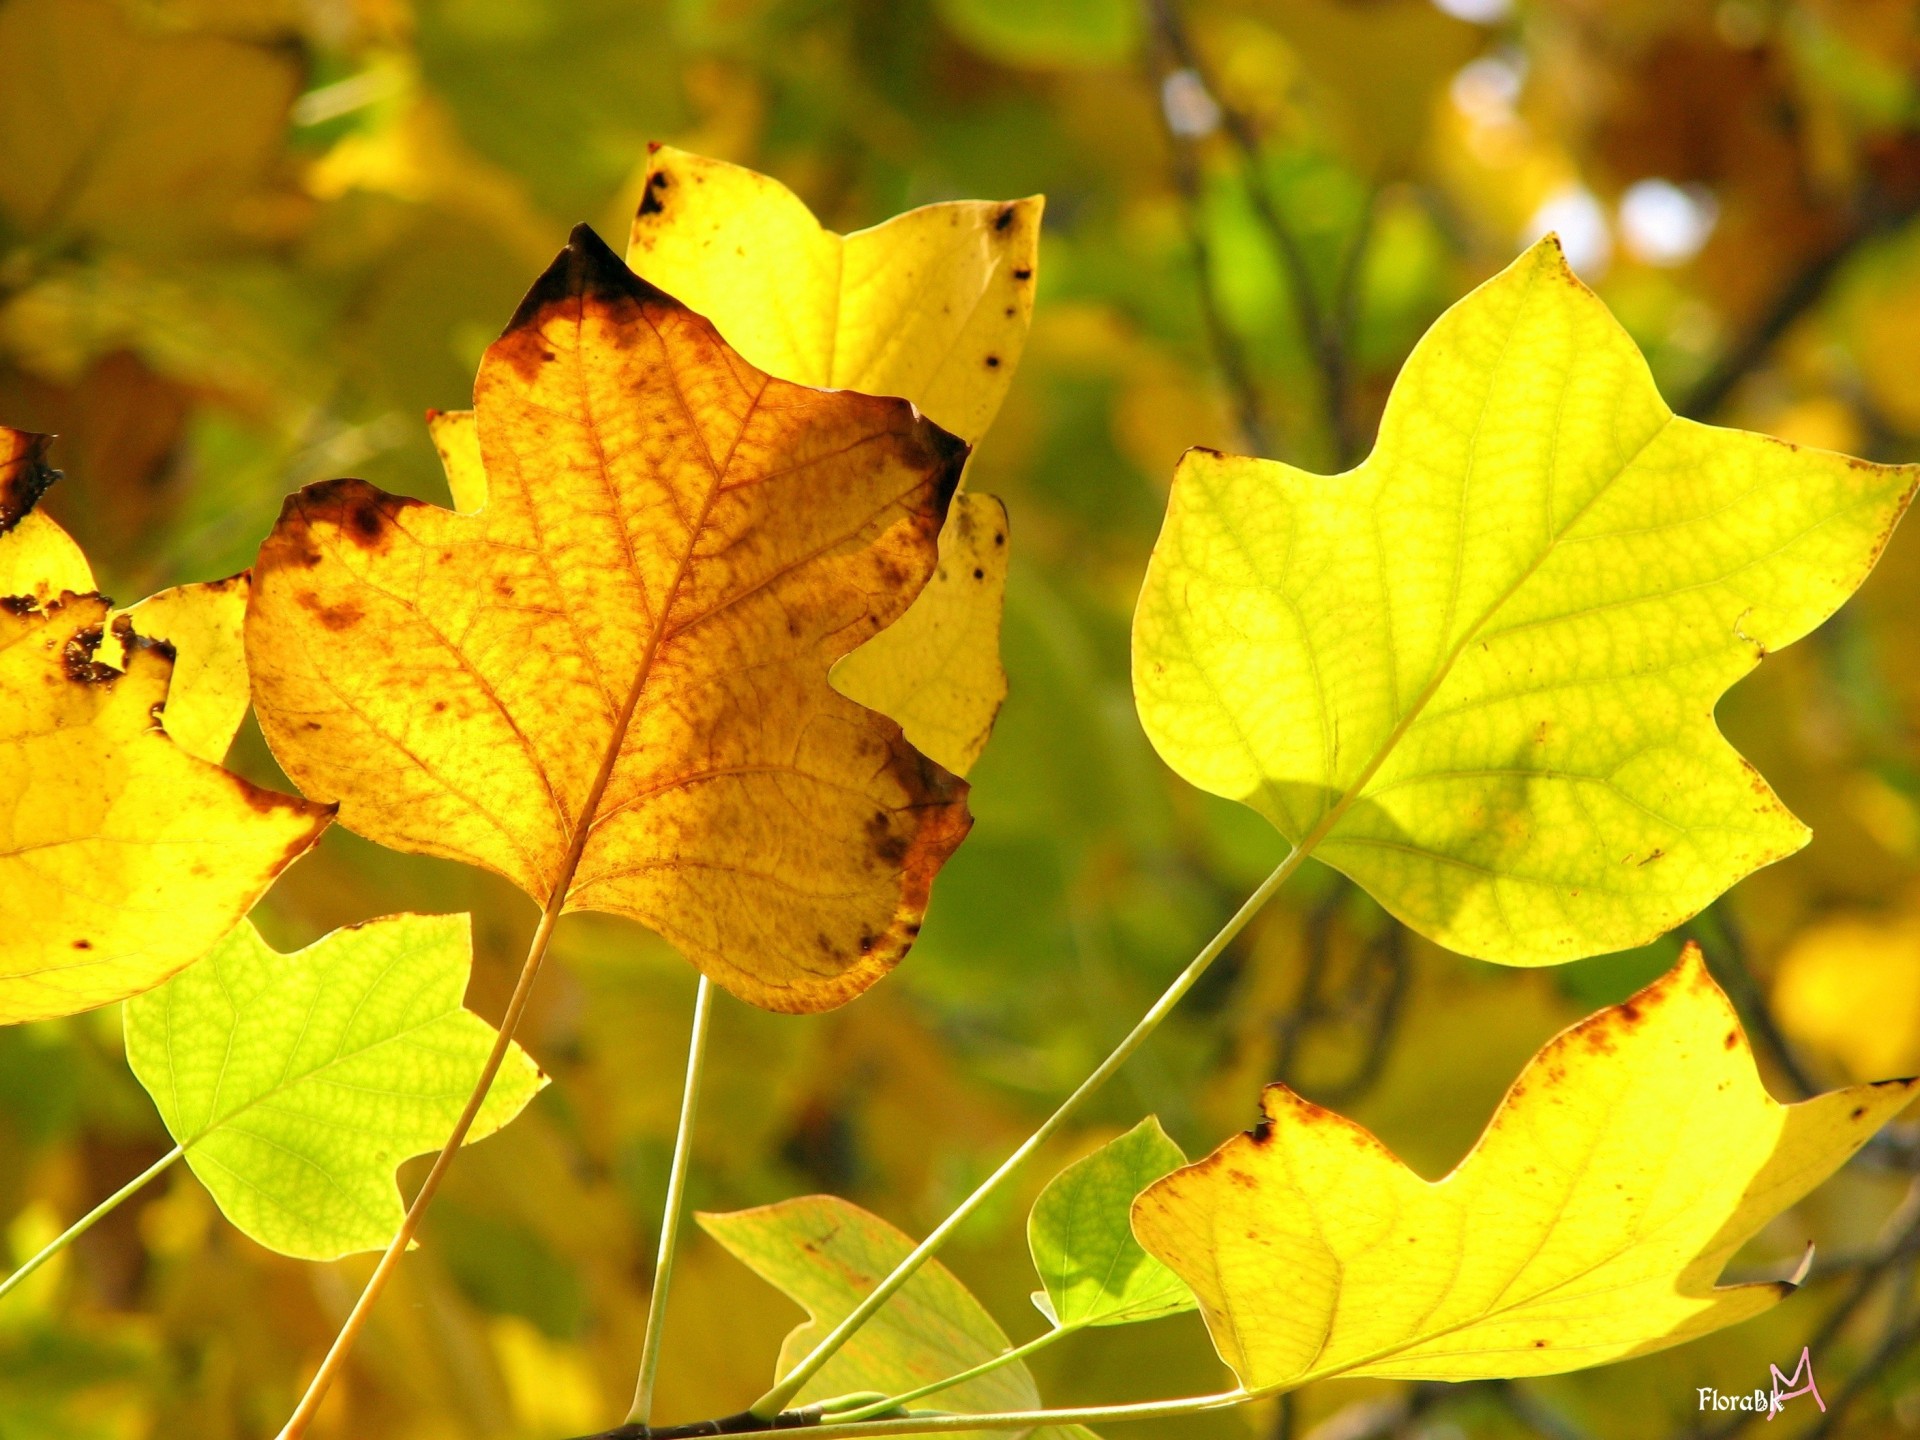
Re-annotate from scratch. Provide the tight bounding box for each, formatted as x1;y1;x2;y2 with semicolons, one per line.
701;1196;1043;1438
0;428;330;1025
1028;1117;1195;1329
124;914;545;1259
627;147;1039;774
1133;236;1918;965
1132;946;1919;1389
246;226;972;1014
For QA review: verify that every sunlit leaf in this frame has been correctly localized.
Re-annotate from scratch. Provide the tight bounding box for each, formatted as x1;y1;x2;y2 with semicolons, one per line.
1133;945;1918;1389
701;1195;1041;1435
0;588;330;1024
628;147;1039;774
1028;1117;1195;1329
1133;237;1917;965
118;576;250;764
0;430;90;603
123;914;545;1260
247;226;971;1014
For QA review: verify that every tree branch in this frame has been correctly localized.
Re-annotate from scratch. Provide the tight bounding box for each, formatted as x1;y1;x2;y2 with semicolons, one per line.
1680;186;1920;422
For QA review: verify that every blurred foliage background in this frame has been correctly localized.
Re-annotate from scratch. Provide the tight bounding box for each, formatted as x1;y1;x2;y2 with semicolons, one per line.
5;0;1920;1437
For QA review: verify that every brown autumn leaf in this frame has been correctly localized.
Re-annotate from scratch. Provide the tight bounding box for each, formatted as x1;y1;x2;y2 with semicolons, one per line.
245;225;973;1014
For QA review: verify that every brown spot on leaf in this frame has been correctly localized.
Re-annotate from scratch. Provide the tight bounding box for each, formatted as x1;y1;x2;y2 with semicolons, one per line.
0;429;59;535
865;808;909;866
1852;1105;1869;1120
985;354;1000;369
71;939;91;950
1012;267;1032;281
639;169;670;217
994;205;1015;231
297;593;364;632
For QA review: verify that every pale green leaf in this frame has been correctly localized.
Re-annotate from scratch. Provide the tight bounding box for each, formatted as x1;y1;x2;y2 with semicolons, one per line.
123;914;546;1260
1133;236;1918;965
1028;1117;1195;1329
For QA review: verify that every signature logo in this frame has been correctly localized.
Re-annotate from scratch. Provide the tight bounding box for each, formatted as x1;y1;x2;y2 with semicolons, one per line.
1696;1347;1826;1420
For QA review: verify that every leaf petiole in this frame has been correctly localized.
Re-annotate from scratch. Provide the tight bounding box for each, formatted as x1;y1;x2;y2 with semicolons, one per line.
0;1144;183;1303
628;973;717;1426
748;846;1307;1418
829;1324;1079;1424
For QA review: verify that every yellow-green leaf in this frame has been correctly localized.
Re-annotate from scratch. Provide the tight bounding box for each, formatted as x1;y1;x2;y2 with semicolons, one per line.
1132;945;1918;1390
0;595;331;1024
1133;237;1917;965
247;226;971;1015
124;915;545;1260
701;1195;1042;1436
628;147;1039;774
1028;1117;1195;1328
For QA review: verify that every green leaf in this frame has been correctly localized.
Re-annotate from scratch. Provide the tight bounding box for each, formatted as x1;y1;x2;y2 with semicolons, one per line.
700;1195;1039;1435
1133;236;1918;966
1027;1118;1195;1329
122;915;546;1261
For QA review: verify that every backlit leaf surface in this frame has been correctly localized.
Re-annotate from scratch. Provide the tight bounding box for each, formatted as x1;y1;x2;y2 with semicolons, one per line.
1133;237;1917;964
0;596;329;1024
1028;1117;1195;1328
701;1195;1042;1437
0;429;89;602
247;226;971;1013
628;147;1039;774
1132;946;1919;1389
124;914;545;1259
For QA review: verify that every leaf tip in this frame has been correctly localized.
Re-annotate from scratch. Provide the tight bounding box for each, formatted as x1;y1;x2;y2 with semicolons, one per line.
503;223;654;339
0;427;60;535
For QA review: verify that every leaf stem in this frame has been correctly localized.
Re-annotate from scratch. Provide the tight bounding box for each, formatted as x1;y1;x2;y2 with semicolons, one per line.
747;847;1305;1419
777;1387;1252;1438
278;488;696;1438
832;1325;1078;1423
275;903;565;1439
0;1144;182;1302
629;974;717;1426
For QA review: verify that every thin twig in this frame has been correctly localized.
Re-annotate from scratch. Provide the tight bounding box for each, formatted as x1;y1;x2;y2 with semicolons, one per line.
1687;903;1821;1099
1141;5;1274;455
1690;1186;1920;1440
1680;186;1920;422
1145;0;1357;463
744;853;1304;1418
1804;1265;1920;1440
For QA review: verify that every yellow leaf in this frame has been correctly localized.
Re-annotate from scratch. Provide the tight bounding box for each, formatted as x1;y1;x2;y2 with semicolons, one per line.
1133;237;1918;965
0;427;91;602
627;147;1040;774
426;406;487;514
1774;905;1920;1080
118;575;252;764
247;226;972;1014
0;595;332;1024
1132;945;1917;1391
830;493;1010;775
